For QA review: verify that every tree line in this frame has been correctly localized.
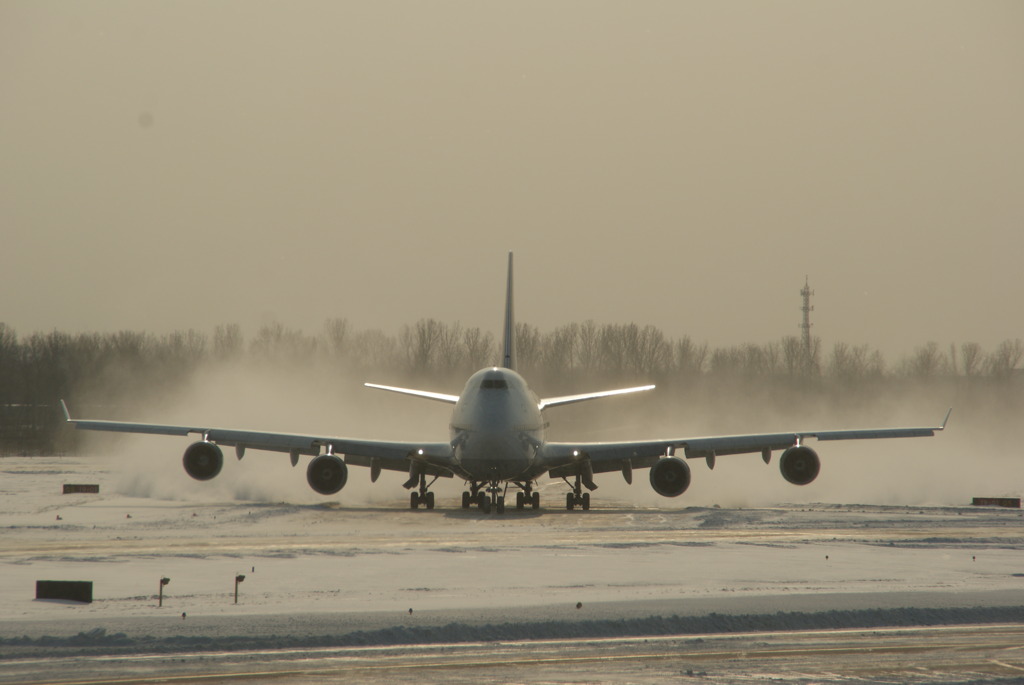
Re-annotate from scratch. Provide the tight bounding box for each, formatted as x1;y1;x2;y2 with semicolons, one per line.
0;319;1020;455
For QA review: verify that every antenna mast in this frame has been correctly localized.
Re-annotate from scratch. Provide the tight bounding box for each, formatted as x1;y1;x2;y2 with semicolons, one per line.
799;276;814;357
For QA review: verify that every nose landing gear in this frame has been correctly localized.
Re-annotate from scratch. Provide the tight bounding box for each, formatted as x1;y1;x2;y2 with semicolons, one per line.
461;481;541;514
474;482;504;513
462;481;519;514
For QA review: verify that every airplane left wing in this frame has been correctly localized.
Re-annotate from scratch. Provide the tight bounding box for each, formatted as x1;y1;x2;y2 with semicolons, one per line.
544;409;952;479
61;401;456;477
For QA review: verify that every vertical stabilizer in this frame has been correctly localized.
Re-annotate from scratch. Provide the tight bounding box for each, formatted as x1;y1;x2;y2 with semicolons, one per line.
502;252;516;370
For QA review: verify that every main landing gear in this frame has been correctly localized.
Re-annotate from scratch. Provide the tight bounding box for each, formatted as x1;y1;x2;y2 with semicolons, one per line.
409;472;437;510
461;481;540;514
515;489;541;511
563;473;591;511
461;481;484;510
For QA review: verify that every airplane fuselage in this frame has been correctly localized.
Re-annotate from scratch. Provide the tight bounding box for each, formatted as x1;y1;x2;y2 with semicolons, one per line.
449;367;545;482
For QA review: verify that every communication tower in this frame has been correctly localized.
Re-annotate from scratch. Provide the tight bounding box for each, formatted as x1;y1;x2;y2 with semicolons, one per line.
799;277;814;356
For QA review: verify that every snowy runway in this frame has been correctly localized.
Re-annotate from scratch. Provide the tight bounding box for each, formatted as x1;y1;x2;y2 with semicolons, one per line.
2;456;1023;683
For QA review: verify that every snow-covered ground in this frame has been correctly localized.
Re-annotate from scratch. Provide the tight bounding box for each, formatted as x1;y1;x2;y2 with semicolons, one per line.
2;454;1023;682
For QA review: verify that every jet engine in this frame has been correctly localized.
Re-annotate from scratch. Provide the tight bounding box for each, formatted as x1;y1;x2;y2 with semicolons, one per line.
183;441;224;481
649;456;691;497
779;445;820;485
306;454;348;495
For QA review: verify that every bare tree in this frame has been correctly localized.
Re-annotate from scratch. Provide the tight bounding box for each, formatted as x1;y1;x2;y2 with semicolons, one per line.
514;322;542;376
709;346;743;377
10;306;1024;457
157;330;207;378
400;319;444;374
351;329;399;372
629;325;672;378
541;323;579;378
738;342;781;377
322;318;350;359
0;323;18;401
214;324;243;361
781;336;803;376
828;342;881;382
250;322;317;363
672;336;707;377
986;338;1024;379
899;342;948;378
435;321;465;376
577;320;600;375
960;342;984;378
597;324;630;379
462;327;496;371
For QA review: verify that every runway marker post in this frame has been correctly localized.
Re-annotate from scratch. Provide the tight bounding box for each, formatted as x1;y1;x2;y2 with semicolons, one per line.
158;577;170;607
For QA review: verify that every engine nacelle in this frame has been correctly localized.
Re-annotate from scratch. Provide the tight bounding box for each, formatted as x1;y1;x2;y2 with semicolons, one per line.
649;456;691;497
183;441;224;481
307;454;348;495
779;445;820;485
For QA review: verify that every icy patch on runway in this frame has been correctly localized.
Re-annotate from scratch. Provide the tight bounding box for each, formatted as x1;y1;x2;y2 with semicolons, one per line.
4;606;1024;660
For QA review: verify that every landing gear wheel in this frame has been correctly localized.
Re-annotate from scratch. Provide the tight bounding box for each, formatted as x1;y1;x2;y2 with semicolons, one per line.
565;473;591;511
411;472;436;511
496;496;505;514
462;491;471;509
482;497;492;514
516;491;525;510
531;491;540;509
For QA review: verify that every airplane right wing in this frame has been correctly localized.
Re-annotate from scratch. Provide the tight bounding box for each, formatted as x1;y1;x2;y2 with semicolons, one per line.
61;401;456;478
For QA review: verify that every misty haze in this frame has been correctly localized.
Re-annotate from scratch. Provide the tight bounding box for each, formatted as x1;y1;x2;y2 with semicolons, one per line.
1;2;1021;360
3;6;1024;682
1;305;1018;509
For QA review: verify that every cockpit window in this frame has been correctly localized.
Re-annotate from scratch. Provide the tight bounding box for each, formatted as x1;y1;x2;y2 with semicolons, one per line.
480;379;508;390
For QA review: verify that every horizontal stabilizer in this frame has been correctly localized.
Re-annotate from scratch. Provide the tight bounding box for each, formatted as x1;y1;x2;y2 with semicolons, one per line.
539;385;655;410
364;383;460;405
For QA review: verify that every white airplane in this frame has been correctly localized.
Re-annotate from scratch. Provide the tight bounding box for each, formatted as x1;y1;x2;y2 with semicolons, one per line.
63;253;950;513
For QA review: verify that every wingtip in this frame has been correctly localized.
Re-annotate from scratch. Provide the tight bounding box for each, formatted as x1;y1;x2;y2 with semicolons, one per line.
940;407;952;430
60;399;71;422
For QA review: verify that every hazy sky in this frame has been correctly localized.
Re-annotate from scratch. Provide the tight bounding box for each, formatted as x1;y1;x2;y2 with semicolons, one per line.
2;1;1022;359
